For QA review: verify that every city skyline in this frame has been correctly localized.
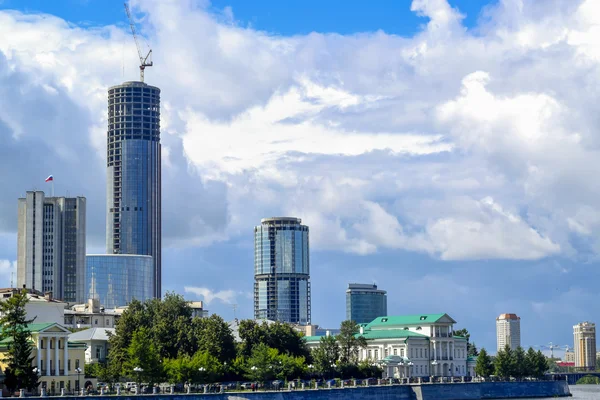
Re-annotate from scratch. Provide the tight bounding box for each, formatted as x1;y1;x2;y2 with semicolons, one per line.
1;0;600;354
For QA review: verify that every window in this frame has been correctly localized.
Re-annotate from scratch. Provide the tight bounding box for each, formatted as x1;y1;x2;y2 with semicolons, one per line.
106;319;110;326
401;348;405;357
385;348;389;357
68;360;71;371
41;339;44;349
96;347;102;360
95;319;98;325
368;350;372;359
393;349;397;355
374;349;379;359
75;359;79;369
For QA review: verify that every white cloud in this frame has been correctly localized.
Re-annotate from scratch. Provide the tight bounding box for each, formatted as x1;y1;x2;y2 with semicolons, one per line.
183;286;240;305
1;0;600;262
0;260;15;287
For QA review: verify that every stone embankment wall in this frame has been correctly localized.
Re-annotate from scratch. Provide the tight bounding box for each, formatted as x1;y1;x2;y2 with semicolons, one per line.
58;381;571;400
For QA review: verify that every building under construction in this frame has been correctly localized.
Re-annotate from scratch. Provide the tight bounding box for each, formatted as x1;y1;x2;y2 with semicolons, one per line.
254;217;311;325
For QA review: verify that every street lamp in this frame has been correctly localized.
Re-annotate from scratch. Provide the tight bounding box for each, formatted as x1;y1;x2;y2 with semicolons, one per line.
75;367;82;393
198;367;206;388
133;367;143;394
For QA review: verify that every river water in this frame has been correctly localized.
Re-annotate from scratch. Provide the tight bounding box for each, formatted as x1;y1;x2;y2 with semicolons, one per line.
513;385;600;399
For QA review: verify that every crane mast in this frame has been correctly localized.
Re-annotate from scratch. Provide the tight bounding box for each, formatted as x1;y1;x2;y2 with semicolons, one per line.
124;3;153;82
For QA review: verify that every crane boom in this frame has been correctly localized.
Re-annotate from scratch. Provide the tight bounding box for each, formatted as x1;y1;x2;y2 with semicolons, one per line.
124;3;153;82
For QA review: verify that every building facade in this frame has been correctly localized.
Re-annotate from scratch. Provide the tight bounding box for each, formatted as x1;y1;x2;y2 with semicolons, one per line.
574;321;596;370
346;283;387;324
106;81;161;298
0;323;87;394
496;313;521;351
0;288;65;325
86;254;153;309
63;298;125;330
254;217;310;325
17;191;86;303
304;313;468;378
68;327;115;364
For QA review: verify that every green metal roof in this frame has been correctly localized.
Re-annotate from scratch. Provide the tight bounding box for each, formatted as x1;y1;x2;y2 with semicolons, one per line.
453;336;467;341
26;323;55;332
359;329;428;340
365;314;448;328
303;336;324;342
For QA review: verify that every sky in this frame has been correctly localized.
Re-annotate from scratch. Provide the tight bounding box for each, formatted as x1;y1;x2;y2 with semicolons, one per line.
0;0;599;356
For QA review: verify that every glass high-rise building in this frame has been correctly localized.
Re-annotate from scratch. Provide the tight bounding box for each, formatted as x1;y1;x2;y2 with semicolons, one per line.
106;81;161;298
86;254;153;309
17;191;86;303
254;217;310;324
346;283;387;324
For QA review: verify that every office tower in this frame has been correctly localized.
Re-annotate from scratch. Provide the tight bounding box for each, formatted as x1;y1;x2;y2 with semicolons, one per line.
106;81;161;298
17;191;86;303
254;217;310;324
346;283;387;324
496;313;521;351
574;321;596;370
86;254;153;309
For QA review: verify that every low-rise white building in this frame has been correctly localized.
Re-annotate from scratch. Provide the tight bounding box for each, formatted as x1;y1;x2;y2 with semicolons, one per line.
0;288;65;324
68;327;115;364
305;313;469;378
63;299;124;330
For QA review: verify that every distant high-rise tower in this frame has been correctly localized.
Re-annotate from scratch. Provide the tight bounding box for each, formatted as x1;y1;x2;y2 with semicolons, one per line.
106;81;161;298
254;217;310;324
346;283;387;324
574;321;596;370
496;313;521;351
17;191;86;302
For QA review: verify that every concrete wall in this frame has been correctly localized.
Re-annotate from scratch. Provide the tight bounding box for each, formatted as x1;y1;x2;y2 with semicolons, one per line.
58;381;570;400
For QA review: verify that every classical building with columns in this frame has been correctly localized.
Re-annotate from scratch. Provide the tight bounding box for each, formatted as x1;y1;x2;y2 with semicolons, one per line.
305;313;469;378
0;323;86;394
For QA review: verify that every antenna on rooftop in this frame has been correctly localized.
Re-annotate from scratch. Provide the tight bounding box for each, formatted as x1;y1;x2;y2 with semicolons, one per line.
232;304;238;320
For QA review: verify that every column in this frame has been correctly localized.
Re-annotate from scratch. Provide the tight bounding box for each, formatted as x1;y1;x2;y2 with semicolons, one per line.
55;337;59;376
63;338;69;376
37;335;41;372
46;336;51;376
433;342;437;360
446;341;450;360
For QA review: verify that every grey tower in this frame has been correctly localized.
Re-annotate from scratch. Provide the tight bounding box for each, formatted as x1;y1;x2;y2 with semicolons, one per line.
254;217;311;325
346;283;387;324
17;191;86;302
106;81;161;298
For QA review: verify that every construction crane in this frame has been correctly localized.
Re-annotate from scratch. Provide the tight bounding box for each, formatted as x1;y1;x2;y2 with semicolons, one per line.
124;3;153;82
533;342;568;359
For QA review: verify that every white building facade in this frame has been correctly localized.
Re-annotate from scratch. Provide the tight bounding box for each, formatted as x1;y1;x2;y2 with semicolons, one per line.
574;321;596;370
305;313;469;378
496;313;521;351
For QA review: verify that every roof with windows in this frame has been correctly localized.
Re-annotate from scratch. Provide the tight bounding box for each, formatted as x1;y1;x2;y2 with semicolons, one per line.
365;314;455;328
360;329;428;340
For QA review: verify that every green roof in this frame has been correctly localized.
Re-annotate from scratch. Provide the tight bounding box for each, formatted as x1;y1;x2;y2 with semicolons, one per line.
26;323;55;332
359;329;428;340
303;336;323;342
453;336;467;341
365;314;449;328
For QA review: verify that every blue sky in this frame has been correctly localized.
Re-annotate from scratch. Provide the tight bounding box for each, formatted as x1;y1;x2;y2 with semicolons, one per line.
0;0;599;356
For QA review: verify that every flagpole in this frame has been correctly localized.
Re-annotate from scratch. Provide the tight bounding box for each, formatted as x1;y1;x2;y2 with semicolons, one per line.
52;180;54;197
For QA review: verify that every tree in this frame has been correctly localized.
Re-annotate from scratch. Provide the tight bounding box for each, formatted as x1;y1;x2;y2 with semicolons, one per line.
494;345;515;379
534;350;549;377
337;321;366;364
0;289;39;392
237;320;267;358
192;315;236;363
474;348;493;378
525;347;538;377
513;347;526;380
312;335;339;378
265;322;310;360
245;343;278;383
127;327;163;385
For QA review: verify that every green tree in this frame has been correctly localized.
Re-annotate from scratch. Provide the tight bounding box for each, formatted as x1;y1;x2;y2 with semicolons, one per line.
474;348;493;378
192;315;236;362
237;320;266;358
265;321;310;359
534;350;549;377
276;353;306;381
576;375;600;384
245;343;278;383
127;327;163;385
513;347;526;380
494;345;515;379
337;321;366;364
312;335;339;378
0;289;39;392
525;347;537;377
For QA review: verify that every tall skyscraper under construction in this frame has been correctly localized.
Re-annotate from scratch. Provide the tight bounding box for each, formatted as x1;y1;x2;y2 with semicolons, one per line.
106;81;161;298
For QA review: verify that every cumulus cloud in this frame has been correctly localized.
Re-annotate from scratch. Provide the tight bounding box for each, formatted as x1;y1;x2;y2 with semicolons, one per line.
1;0;600;264
183;286;241;305
0;260;15;287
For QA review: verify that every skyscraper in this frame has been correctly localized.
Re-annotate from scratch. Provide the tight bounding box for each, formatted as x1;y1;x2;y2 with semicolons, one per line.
106;81;161;298
346;283;387;324
254;217;310;324
574;321;596;370
496;313;521;351
17;191;86;302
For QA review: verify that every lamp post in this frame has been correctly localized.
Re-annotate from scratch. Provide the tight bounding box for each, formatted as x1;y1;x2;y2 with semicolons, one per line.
75;367;82;393
133;367;143;394
408;362;414;381
198;367;206;392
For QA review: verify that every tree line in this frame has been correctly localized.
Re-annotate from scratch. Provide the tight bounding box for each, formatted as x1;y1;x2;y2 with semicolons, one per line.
475;345;549;379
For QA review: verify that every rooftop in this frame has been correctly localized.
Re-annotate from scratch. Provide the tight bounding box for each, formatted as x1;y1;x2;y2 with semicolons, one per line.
497;313;520;321
365;314;452;328
260;217;302;224
69;327;115;342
